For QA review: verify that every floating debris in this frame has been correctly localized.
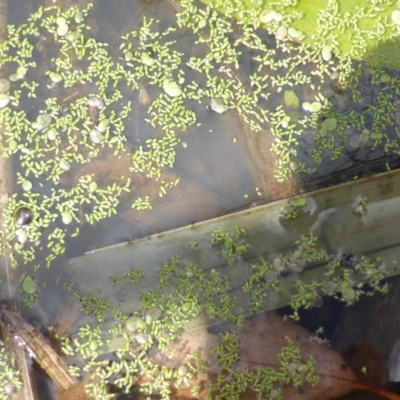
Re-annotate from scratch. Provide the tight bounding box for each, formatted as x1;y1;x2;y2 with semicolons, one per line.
60;104;70;114
14;207;33;226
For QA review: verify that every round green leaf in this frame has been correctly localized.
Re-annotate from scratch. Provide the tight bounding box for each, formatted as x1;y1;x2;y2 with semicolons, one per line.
61;211;73;225
141;52;155;66
321;117;337;131
74;11;83;24
59;159;71;171
163;80;182;97
0;78;11;93
89;340;98;351
321;45;332;61
16;66;27;78
57;23;69;37
56;16;67;26
211;98;229;114
8;140;18;151
288;27;304;39
178;366;187;376
126;316;147;332
89;181;98;192
259;10;277;23
392;10;400;25
22;275;37;294
90;129;103;144
36;113;52;130
181;302;192;312
97;118;110;133
124;51;133;61
49;72;62;83
341;287;356;301
370;131;382;141
275;26;288;40
319;128;328;137
284;90;300;109
15;228;27;244
309;101;322;113
66;31;81;42
22;180;32;191
289;197;306;207
0;94;10;108
47;128;58;141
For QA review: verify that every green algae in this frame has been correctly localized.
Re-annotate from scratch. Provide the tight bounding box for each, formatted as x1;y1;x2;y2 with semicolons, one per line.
201;0;400;66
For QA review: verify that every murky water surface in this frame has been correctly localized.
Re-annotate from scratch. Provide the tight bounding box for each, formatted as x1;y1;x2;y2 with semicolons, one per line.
2;0;400;398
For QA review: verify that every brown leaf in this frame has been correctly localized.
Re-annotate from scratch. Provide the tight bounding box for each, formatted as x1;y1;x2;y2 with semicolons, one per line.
161;312;400;400
234;312;363;400
58;382;101;400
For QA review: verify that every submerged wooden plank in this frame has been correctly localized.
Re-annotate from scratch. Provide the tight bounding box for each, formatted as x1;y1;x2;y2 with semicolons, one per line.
0;301;75;392
86;241;400;355
68;169;400;328
0;302;38;400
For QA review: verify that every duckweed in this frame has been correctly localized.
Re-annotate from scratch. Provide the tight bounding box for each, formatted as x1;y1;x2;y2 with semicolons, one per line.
0;0;398;398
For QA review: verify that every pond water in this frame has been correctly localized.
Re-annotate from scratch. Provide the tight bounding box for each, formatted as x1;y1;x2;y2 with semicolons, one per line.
1;0;400;399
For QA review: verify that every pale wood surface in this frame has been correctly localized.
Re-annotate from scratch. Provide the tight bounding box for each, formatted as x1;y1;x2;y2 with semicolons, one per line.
67;169;400;353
